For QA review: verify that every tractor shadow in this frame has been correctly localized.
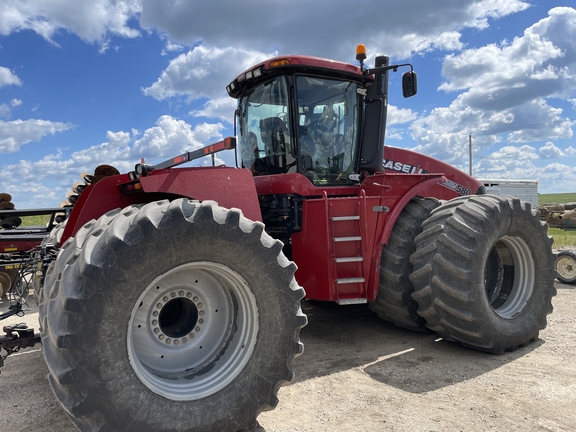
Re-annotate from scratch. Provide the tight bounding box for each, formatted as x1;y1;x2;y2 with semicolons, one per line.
292;299;543;394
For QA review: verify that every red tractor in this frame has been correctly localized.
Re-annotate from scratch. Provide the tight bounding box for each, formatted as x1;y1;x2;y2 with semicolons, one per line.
1;45;555;431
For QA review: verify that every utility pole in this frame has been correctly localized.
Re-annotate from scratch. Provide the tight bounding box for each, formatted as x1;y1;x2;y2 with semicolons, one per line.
468;133;472;176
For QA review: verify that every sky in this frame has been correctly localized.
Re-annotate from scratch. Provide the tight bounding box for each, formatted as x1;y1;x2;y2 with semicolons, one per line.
0;0;575;209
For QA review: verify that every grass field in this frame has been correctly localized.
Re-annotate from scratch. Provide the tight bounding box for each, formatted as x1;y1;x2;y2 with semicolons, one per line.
538;192;576;206
548;228;576;249
20;214;52;227
539;192;576;249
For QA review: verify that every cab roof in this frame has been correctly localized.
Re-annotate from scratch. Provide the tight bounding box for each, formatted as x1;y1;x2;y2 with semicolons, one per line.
228;55;372;99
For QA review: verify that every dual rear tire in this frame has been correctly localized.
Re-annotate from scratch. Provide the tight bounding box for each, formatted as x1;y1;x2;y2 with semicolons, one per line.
374;195;556;354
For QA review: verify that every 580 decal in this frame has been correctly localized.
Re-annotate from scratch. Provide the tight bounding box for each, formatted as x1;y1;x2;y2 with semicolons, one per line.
441;179;472;196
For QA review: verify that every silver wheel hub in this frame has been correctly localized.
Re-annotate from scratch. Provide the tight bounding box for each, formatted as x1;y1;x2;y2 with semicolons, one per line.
127;262;259;401
485;235;535;319
557;256;576;280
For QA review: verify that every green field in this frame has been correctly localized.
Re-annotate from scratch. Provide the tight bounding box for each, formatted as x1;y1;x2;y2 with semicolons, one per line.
538;192;576;206
20;214;52;227
548;228;576;249
539;192;576;249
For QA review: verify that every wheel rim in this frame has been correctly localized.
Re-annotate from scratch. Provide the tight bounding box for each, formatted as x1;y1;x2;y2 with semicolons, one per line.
127;261;259;401
556;255;576;281
484;235;534;319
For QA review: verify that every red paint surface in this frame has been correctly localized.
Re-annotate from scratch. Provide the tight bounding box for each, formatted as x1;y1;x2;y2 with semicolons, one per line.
61;167;262;243
263;172;448;303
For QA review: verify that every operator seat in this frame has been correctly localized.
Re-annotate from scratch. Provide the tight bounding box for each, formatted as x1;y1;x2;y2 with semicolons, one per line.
259;117;291;171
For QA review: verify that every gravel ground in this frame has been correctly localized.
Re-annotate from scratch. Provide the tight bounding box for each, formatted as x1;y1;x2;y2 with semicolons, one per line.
1;281;574;432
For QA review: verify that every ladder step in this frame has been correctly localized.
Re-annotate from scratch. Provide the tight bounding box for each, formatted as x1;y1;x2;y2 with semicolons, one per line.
337;298;368;305
333;236;362;242
335;257;363;263
336;277;365;284
332;215;360;221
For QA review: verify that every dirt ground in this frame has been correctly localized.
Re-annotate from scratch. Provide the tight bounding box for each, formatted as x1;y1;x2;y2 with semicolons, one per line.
1;281;575;432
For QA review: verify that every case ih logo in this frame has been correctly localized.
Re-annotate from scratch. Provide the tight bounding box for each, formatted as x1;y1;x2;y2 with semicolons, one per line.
382;158;471;196
382;158;429;174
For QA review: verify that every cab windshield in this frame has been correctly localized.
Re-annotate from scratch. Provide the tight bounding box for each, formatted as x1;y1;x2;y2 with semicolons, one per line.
238;75;361;185
296;76;360;185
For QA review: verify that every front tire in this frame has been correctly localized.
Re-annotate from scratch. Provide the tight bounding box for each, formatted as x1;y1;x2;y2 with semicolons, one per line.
33;219;68;303
410;195;556;353
39;199;306;431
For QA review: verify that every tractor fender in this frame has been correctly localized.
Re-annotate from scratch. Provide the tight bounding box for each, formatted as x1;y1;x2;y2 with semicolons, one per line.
62;167;261;244
138;167;261;221
383;146;485;199
376;175;447;248
365;175;446;301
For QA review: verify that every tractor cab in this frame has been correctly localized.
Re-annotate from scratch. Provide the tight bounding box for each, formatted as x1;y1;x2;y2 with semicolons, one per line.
227;49;417;186
236;72;362;185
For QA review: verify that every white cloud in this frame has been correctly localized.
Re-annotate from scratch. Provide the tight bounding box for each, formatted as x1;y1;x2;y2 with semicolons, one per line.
0;119;73;153
0;104;11;119
539;141;563;159
0;0;141;46
538;163;575;193
0;66;22;88
0;99;23;119
140;0;529;60
472;141;576;193
0;115;230;207
0;0;530;61
106;130;131;148
131;115;224;159
190;97;237;123
439;7;576;105
486;144;539;161
410;7;576;168
161;40;184;56
143;46;269;102
387;106;417;126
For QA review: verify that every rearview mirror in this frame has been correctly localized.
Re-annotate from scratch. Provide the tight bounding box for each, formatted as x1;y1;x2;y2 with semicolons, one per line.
402;71;418;98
